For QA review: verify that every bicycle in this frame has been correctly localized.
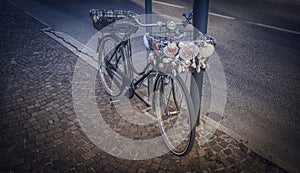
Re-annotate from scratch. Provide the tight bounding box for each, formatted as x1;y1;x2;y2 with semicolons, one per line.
89;9;215;156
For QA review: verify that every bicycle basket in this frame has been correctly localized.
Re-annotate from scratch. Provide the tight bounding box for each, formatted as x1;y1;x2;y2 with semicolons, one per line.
89;9;134;31
144;30;215;74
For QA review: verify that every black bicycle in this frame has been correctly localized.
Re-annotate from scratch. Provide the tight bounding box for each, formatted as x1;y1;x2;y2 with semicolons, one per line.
89;9;215;156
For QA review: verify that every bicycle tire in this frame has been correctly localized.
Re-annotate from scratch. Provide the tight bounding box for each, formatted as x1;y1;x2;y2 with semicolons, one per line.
154;74;196;156
98;35;131;97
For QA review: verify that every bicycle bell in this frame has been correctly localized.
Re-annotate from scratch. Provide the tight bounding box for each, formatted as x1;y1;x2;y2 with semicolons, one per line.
166;20;176;31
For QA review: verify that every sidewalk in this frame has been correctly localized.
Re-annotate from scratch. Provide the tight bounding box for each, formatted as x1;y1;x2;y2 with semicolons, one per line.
0;1;287;172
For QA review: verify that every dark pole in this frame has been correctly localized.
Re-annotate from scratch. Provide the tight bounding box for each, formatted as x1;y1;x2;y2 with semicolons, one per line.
145;0;152;14
193;0;209;34
145;0;152;102
191;0;209;125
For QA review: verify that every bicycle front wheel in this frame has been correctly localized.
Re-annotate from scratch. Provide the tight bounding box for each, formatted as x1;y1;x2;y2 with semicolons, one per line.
154;74;196;156
98;35;130;97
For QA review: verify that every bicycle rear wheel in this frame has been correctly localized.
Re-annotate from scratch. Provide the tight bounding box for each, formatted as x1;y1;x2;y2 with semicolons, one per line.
154;74;196;156
98;35;131;97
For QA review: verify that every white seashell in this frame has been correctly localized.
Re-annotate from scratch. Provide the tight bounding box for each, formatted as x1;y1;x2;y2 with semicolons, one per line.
153;59;157;66
162;58;170;64
143;34;150;49
178;64;183;73
159;63;164;69
197;65;201;73
184;60;191;67
191;62;196;68
164;43;178;57
178;41;186;49
172;61;177;66
200;62;207;69
191;57;197;68
199;43;214;58
148;52;155;62
172;69;177;77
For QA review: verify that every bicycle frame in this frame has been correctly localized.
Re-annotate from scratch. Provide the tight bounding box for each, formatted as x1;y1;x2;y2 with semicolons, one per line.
103;37;167;106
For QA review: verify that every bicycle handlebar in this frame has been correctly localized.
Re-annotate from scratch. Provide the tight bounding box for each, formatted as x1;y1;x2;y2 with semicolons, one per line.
131;15;186;28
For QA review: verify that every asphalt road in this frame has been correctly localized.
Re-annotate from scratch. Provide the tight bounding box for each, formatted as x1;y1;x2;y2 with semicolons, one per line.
7;0;300;172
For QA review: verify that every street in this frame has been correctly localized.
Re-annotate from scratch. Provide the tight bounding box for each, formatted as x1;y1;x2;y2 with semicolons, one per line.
4;0;300;172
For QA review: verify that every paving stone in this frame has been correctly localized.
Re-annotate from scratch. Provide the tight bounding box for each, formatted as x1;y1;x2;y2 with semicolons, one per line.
221;158;232;168
212;145;223;153
137;168;148;173
223;148;232;156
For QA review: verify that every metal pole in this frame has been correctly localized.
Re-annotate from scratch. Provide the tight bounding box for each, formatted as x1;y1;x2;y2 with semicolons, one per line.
191;0;209;125
193;0;209;34
145;0;152;14
145;0;153;103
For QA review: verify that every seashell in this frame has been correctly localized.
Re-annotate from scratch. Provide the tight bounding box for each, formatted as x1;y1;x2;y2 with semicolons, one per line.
184;60;191;67
197;65;201;73
178;64;183;73
184;67;189;73
152;41;159;52
178;41;186;49
143;34;150;49
191;62;197;68
191;57;197;68
153;59;157;66
200;62;207;69
172;61;177;66
148;52;155;62
162;58;170;64
172;69;177;77
159;63;164;69
198;56;205;63
199;43;214;58
164;43;178;57
92;15;98;23
179;42;199;60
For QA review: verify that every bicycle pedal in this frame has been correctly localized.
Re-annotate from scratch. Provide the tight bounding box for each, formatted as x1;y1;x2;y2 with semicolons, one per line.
109;98;120;106
167;111;179;115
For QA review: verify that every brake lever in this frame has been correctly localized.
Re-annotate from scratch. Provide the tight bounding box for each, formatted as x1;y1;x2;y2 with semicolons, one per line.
183;11;193;23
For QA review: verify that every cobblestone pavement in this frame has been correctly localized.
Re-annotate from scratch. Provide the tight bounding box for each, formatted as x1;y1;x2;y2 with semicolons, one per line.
0;1;288;172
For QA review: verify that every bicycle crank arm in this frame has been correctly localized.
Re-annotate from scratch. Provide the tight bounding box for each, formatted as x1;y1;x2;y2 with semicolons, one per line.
167;111;179;115
109;98;120;106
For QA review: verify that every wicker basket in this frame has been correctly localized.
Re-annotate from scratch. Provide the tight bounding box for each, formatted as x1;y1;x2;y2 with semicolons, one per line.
89;9;134;31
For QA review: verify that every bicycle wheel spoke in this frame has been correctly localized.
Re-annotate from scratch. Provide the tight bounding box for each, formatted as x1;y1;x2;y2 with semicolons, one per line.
98;36;130;97
155;75;195;156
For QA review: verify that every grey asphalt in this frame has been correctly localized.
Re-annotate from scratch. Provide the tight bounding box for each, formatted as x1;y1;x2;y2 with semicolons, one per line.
6;0;300;172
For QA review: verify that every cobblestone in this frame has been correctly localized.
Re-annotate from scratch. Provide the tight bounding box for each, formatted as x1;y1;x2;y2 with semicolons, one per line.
0;1;288;172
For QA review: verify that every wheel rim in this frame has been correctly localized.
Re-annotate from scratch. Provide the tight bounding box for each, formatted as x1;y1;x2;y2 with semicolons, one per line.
98;38;126;96
155;76;194;155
